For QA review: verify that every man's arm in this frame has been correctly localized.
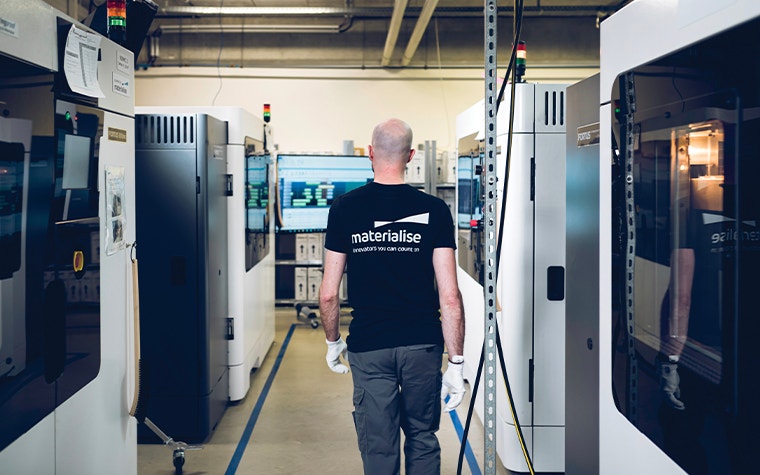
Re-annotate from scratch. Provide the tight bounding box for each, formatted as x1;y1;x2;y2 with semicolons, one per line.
433;247;464;358
668;247;695;355
319;249;347;342
434;246;466;411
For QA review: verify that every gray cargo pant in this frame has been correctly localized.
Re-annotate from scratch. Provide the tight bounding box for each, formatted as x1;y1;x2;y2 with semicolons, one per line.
348;344;444;475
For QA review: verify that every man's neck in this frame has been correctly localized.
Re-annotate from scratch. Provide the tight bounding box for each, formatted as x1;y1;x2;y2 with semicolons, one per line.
372;170;406;185
373;177;405;185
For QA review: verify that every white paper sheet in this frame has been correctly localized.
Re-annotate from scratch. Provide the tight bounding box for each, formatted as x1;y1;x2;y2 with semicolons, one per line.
63;25;105;98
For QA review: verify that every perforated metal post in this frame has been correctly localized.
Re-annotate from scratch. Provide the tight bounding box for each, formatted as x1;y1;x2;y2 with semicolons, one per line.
483;0;498;472
622;71;638;424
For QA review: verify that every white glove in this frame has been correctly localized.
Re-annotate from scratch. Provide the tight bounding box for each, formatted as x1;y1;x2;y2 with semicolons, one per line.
441;356;465;412
325;337;350;374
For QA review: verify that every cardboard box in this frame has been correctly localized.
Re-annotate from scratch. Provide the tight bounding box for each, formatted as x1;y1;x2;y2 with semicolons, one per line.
307;267;323;302
307;233;323;261
90;230;100;264
295;233;310;261
80;274;100;303
406;146;426;184
437;150;456;184
62;271;81;303
294;267;309;301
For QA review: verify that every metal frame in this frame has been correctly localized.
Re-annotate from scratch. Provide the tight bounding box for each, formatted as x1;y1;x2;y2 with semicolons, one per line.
483;0;498;472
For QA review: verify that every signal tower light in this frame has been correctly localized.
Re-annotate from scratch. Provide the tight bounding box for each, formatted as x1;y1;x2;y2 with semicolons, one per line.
263;104;271;123
107;0;127;46
515;41;527;83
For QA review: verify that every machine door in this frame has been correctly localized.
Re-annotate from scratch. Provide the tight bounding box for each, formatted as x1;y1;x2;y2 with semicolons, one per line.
495;130;535;438
610;17;760;474
0;101;103;453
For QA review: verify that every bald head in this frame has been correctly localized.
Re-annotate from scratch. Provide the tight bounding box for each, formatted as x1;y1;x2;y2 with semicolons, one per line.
371;118;413;163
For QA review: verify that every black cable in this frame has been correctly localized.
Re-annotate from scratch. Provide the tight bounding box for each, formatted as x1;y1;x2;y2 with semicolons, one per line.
457;346;485;474
211;0;225;106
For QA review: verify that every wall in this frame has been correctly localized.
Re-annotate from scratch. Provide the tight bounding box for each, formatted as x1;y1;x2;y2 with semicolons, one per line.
135;66;597;154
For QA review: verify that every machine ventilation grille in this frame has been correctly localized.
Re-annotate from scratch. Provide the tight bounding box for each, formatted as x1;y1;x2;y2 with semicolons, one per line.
136;114;196;146
543;90;565;128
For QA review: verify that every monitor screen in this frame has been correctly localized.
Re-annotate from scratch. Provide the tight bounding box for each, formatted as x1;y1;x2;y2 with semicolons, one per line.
277;154;373;233
61;134;91;190
246;155;269;232
457;154;482;229
0;141;25;279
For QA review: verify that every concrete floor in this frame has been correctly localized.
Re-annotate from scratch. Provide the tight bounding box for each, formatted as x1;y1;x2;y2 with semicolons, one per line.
137;308;511;475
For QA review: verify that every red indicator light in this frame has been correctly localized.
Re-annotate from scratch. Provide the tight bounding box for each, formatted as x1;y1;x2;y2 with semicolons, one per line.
263;104;271;123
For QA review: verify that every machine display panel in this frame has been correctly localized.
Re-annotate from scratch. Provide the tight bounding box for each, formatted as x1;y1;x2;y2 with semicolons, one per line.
276;154;373;233
245;153;270;270
246;154;269;233
0;142;24;279
457;153;483;229
455;132;484;284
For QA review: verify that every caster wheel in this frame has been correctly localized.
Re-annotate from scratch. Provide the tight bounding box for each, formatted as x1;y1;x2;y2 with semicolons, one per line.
173;449;185;475
310;320;319;329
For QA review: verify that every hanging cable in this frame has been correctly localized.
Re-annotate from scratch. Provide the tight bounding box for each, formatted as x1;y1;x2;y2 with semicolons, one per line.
212;0;225;106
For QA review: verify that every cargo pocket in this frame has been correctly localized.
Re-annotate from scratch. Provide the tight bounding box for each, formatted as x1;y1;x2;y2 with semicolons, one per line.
352;387;368;454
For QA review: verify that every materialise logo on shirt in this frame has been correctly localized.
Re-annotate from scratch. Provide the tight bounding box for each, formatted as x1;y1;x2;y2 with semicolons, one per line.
374;212;430;228
701;212;759;245
350;213;429;252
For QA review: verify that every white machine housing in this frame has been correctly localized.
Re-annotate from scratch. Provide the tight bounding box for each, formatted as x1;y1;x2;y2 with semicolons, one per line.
0;1;137;473
456;83;567;472
595;1;760;474
135;105;275;401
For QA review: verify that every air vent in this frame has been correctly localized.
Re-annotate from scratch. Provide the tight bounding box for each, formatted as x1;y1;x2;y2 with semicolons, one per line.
543;90;565;128
135;114;196;147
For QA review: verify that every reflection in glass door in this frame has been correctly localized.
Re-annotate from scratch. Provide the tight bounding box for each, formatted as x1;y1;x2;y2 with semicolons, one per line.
610;18;760;473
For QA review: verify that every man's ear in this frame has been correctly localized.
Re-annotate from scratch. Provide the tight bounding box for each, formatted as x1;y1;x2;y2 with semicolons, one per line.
368;145;374;161
408;149;415;163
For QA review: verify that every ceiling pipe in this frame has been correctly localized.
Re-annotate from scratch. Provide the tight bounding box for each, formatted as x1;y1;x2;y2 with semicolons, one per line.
158;24;343;34
155;5;619;19
380;0;409;67
157;6;353;17
400;0;439;66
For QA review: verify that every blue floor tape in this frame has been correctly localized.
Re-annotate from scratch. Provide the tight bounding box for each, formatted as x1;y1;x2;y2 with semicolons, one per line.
446;399;483;475
225;323;297;475
227;324;482;475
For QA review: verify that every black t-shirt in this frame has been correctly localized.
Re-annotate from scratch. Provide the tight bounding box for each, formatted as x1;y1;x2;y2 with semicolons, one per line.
684;208;760;347
324;182;456;352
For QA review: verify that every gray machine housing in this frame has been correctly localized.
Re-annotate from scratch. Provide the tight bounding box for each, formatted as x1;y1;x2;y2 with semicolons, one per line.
135;113;230;443
564;73;600;475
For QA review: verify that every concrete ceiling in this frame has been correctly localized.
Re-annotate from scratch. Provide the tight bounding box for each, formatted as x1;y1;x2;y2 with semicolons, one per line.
48;0;631;69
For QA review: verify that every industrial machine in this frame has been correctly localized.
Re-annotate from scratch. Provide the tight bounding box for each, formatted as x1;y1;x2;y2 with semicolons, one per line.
565;0;760;473
456;82;567;472
0;0;139;473
134;112;230;443
135;105;275;402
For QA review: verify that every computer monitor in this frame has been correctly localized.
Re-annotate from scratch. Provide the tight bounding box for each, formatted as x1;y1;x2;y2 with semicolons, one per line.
0;141;25;279
246;155;269;233
457;153;483;229
276;154;373;233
